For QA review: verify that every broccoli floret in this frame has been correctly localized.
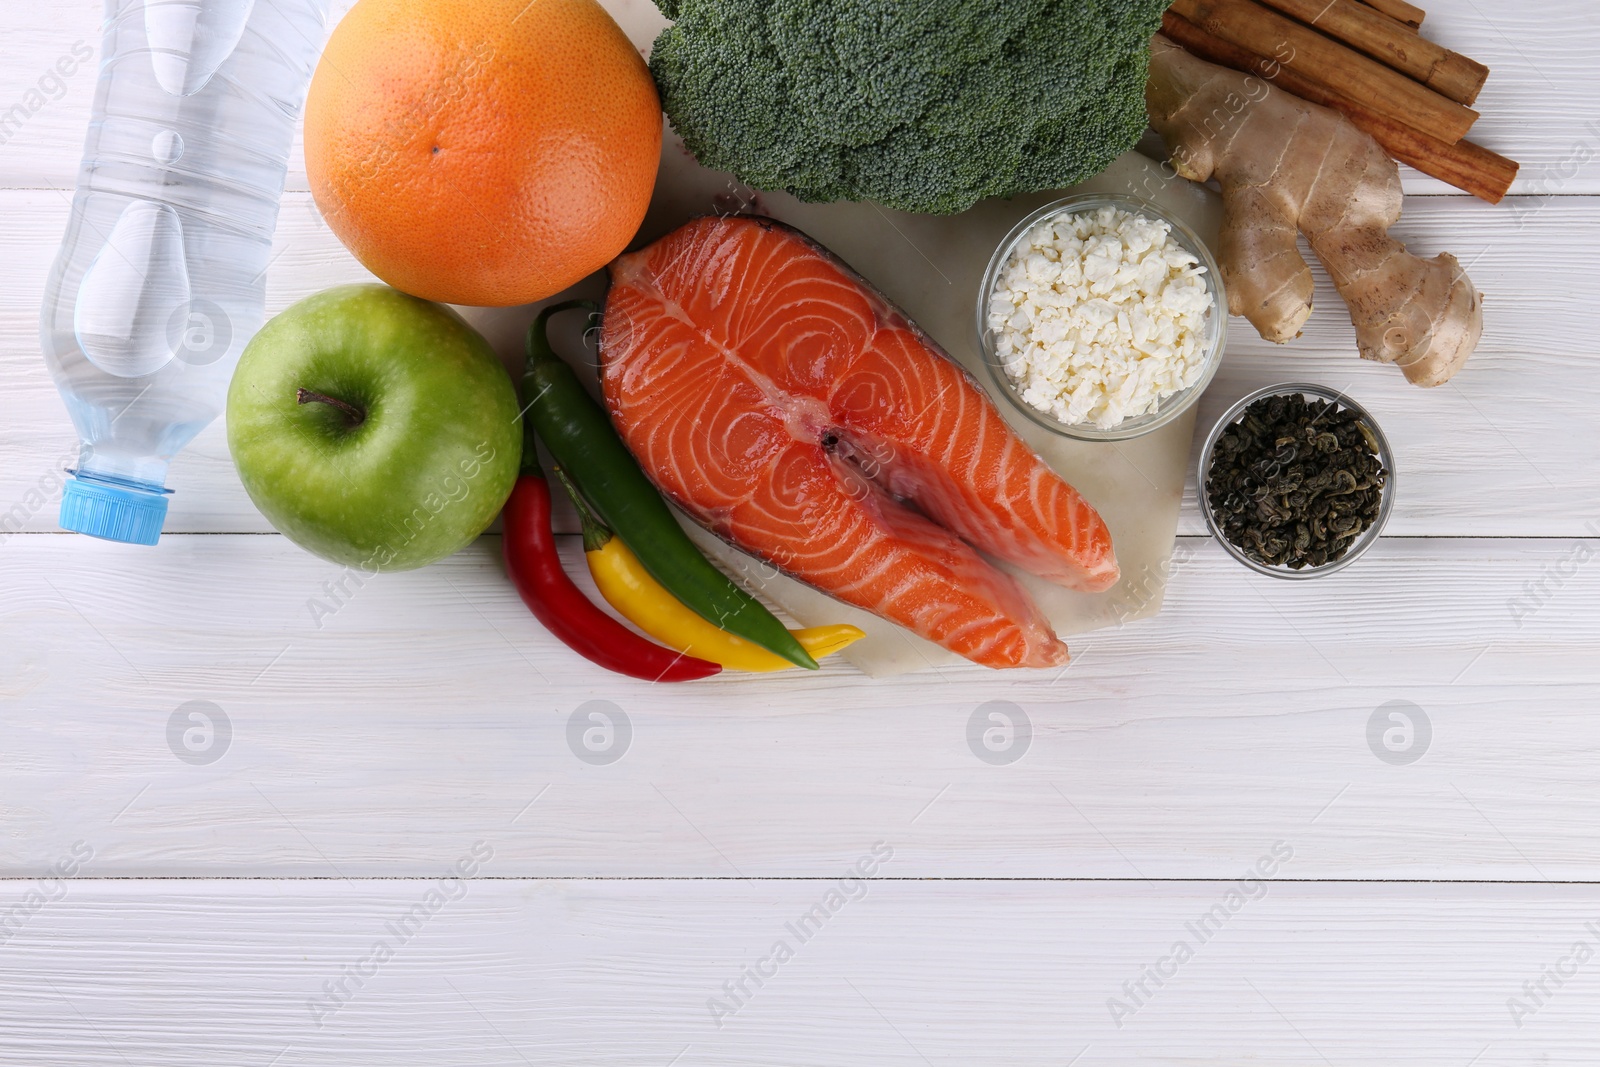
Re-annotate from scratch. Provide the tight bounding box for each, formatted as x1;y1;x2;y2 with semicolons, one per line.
649;0;1170;215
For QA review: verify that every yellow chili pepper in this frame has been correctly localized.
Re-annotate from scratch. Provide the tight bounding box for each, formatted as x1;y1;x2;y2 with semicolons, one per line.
587;533;863;671
554;465;863;671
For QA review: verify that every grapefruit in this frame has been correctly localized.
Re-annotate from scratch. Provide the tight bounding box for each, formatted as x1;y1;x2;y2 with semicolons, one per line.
304;0;662;307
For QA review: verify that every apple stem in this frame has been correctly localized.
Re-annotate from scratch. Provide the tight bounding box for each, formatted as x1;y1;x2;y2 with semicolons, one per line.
296;388;366;427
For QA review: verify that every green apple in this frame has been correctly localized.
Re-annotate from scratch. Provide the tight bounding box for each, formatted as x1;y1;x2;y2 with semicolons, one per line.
227;284;521;571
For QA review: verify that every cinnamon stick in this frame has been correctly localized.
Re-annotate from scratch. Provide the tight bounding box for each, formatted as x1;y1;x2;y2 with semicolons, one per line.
1254;0;1487;105
1359;0;1425;30
1158;13;1518;203
1169;0;1477;144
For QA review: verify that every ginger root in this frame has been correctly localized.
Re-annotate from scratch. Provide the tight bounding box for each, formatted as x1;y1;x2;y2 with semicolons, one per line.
1145;35;1482;387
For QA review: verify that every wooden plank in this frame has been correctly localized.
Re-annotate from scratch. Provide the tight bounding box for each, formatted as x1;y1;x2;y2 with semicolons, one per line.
0;878;1595;1064
4;533;1597;879
4;191;1598;538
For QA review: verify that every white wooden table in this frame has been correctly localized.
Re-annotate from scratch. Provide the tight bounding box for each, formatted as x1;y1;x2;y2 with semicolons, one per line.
5;2;1600;1063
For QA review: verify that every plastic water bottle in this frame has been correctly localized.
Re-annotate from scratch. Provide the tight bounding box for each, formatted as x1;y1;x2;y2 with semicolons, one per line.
41;0;328;545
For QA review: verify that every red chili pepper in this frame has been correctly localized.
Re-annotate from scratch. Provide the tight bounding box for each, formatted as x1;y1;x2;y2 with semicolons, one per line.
501;459;721;683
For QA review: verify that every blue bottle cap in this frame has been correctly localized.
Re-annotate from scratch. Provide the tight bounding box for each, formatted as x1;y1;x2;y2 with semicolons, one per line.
59;472;171;546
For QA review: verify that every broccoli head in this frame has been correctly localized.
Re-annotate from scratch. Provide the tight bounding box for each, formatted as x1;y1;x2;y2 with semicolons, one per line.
648;0;1170;215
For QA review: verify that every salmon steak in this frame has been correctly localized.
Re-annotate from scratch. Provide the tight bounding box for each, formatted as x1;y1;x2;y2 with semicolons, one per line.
599;215;1119;669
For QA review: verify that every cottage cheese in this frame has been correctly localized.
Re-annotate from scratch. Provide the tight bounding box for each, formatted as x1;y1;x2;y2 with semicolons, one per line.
987;205;1215;430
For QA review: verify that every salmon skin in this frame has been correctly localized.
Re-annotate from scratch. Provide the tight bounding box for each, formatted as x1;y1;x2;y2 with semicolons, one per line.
599;215;1119;669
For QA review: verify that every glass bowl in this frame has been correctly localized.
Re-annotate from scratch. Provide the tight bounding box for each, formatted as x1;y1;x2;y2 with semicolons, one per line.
976;193;1227;442
1198;382;1397;580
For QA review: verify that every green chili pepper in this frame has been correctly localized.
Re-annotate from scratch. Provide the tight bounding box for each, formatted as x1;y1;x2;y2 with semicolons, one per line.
523;300;817;670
